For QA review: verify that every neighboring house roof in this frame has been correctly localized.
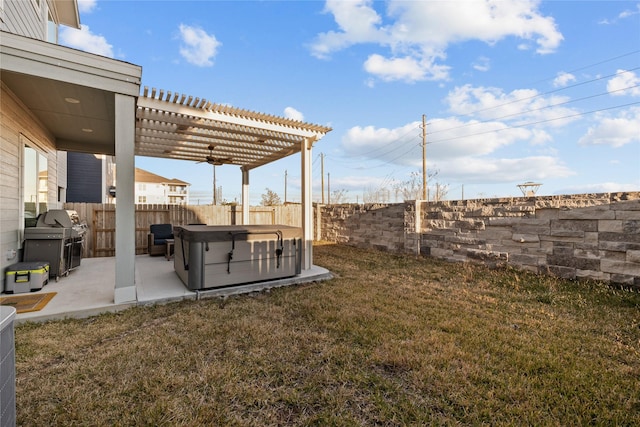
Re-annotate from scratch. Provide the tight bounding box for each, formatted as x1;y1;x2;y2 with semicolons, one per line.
135;168;189;186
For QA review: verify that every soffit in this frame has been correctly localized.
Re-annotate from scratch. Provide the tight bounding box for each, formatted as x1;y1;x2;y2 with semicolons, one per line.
2;71;116;154
50;0;81;29
0;31;142;155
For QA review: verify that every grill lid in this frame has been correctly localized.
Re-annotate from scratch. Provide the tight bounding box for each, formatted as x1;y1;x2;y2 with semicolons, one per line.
36;210;74;228
32;210;86;238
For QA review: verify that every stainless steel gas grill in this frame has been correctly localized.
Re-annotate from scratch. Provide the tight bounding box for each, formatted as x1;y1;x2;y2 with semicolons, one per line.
23;210;87;281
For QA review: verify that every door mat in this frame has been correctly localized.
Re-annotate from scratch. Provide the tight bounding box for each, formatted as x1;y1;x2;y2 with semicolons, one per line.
0;292;57;313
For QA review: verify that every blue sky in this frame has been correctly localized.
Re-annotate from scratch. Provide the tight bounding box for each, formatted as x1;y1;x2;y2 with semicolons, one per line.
64;0;640;204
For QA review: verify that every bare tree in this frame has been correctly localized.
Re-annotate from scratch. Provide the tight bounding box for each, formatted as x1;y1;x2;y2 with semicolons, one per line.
394;169;444;201
260;188;282;206
395;171;422;201
330;189;349;204
433;183;449;202
363;186;391;203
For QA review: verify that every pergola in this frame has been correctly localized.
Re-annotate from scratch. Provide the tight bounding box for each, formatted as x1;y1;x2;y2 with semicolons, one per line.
134;86;332;270
1;31;331;304
136;87;331;170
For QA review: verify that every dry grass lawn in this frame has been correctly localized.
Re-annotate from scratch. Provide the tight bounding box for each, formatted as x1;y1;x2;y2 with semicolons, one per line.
14;243;640;425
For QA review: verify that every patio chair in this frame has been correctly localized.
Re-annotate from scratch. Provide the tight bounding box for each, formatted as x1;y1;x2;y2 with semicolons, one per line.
147;223;173;256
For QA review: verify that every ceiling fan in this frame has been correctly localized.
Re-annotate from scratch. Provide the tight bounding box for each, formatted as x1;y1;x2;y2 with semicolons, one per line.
198;144;231;166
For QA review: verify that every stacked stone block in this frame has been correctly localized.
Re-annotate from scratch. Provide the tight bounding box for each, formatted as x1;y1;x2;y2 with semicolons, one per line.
418;193;640;288
318;192;640;289
318;203;407;252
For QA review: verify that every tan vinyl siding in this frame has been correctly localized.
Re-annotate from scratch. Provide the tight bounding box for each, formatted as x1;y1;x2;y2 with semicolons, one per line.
0;82;57;282
0;0;46;40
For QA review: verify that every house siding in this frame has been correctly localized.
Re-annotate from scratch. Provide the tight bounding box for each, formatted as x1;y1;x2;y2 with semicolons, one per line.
0;0;46;40
0;83;58;288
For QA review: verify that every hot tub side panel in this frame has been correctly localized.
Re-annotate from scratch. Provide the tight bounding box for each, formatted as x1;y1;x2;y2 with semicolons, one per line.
174;226;302;291
201;238;300;289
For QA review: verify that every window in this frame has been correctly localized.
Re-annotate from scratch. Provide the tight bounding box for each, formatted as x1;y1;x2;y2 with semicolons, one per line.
138;183;146;191
137;196;147;204
47;10;57;43
23;144;48;228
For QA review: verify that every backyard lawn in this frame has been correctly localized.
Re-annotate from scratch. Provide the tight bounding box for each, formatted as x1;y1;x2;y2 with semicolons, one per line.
14;243;640;425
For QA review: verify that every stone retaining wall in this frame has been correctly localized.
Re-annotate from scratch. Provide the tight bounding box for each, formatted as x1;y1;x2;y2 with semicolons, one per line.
318;192;640;288
319;203;411;252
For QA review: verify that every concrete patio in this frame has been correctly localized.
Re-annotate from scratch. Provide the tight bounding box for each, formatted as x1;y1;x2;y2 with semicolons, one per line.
11;254;333;324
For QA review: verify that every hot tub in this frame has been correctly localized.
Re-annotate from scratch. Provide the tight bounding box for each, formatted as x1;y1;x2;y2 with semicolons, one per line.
173;225;302;291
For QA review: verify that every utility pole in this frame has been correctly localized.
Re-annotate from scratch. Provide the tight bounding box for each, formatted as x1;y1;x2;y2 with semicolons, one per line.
321;153;325;204
421;114;427;201
284;169;288;204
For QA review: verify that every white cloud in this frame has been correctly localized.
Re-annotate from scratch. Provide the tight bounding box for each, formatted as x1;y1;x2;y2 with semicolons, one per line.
284;107;304;122
59;24;113;57
529;128;553;145
311;0;563;83
331;175;388;190
434;156;574;183
444;84;579;127
619;4;640;19
598;4;639;25
77;0;97;14
310;0;385;59
555;182;640;194
338;115;575;191
553;71;576;87
578;107;640;148
363;54;450;82
178;24;221;67
472;56;491;72
607;70;640;97
340;116;535;169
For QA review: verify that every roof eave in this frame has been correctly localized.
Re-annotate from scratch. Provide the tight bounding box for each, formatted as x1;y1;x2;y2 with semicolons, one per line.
51;0;81;29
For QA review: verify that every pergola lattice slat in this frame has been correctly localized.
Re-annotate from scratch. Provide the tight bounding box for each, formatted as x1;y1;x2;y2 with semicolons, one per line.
136;87;330;170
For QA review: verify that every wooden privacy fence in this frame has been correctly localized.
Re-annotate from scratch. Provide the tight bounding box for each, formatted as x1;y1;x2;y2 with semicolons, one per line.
63;203;302;257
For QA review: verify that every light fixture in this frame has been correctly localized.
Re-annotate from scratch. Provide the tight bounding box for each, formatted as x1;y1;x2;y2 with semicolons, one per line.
64;97;80;104
82;128;93;133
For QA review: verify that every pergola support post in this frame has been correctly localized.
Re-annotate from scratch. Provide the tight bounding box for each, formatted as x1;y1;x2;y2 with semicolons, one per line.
241;168;250;225
301;137;314;270
114;93;137;304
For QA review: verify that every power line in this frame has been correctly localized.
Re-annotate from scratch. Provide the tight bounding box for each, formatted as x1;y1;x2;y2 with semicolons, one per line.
427;68;640;136
427;101;640;145
350;60;640;168
526;49;640;87
342;124;422;162
321;51;640;171
428;82;640;137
